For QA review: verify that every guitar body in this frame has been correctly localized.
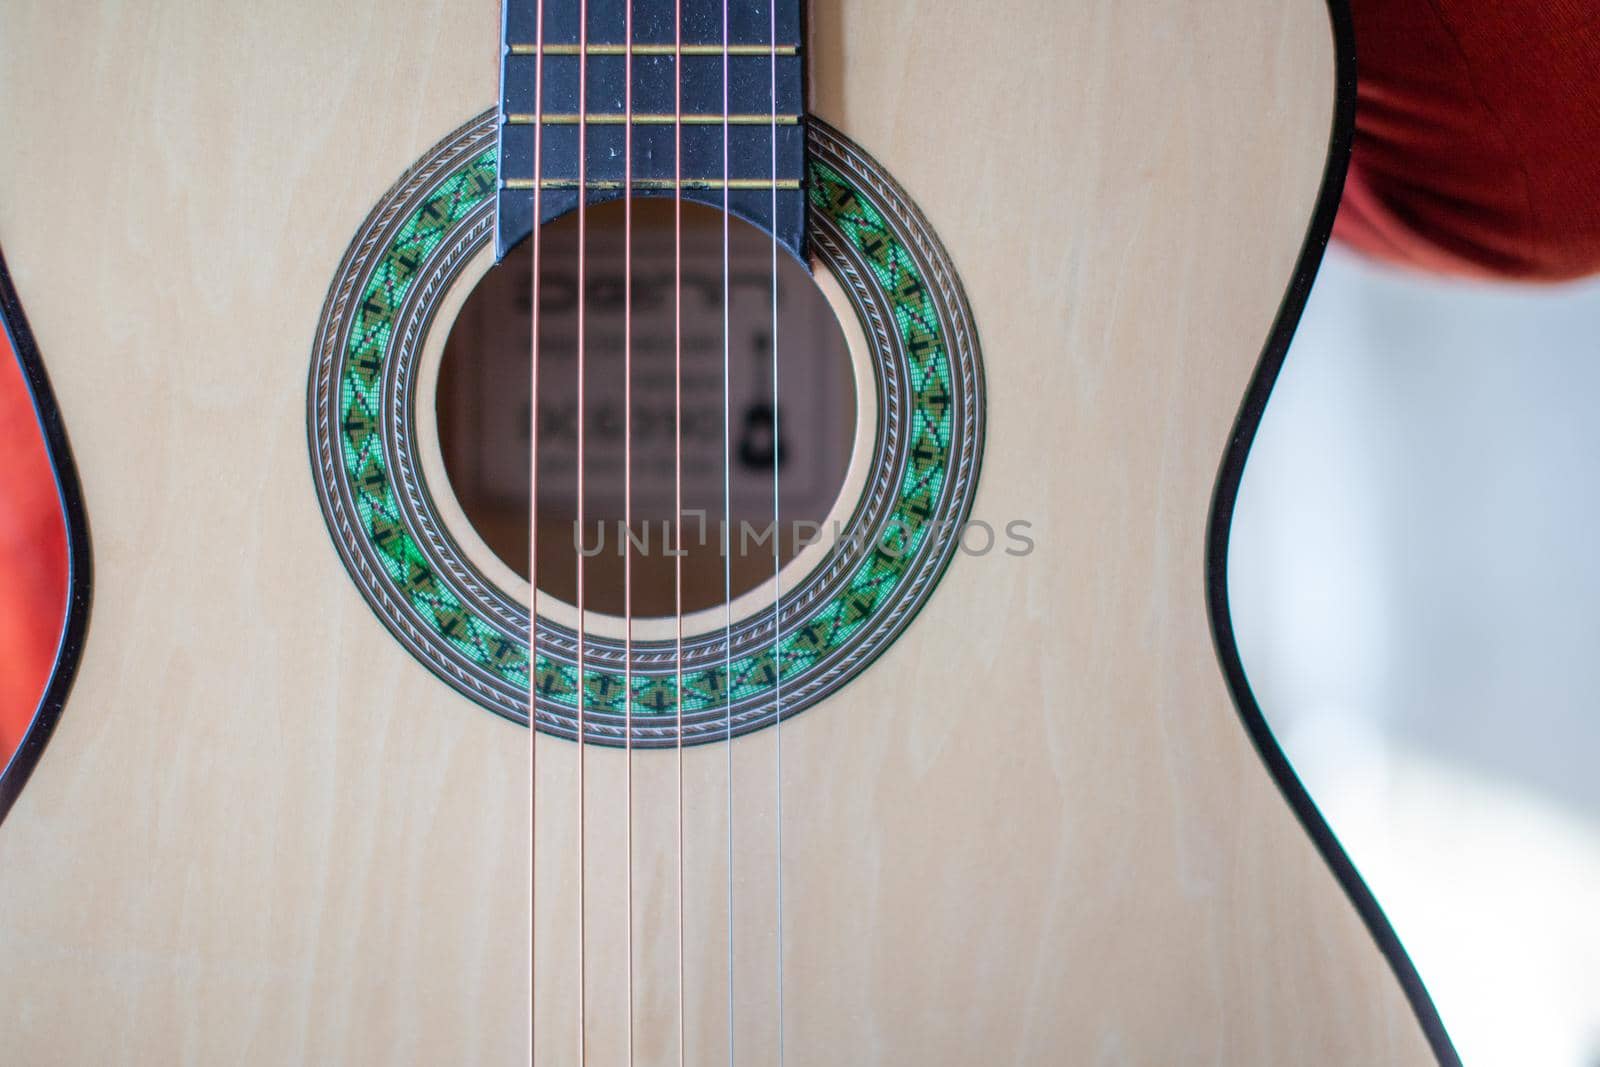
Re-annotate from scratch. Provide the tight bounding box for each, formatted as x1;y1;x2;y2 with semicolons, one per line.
0;1;1443;1063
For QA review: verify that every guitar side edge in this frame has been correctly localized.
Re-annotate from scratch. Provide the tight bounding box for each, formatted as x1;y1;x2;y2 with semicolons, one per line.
1204;1;1460;1063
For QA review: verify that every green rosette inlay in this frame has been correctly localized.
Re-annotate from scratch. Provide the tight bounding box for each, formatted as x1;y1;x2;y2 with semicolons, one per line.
337;154;955;718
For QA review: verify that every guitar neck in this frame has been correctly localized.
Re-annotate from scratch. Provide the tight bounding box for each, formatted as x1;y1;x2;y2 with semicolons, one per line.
497;0;807;260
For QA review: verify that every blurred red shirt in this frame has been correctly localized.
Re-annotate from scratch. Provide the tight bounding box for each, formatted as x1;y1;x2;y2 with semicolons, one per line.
0;328;67;761
1335;0;1600;281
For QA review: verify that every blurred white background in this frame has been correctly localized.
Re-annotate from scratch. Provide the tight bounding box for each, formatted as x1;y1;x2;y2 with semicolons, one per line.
1230;245;1600;1066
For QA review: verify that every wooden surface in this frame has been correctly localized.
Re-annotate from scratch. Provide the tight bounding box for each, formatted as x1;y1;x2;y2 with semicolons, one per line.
0;1;1435;1063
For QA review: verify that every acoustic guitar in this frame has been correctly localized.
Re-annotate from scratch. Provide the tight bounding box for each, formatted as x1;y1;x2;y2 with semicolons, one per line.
0;0;1457;1063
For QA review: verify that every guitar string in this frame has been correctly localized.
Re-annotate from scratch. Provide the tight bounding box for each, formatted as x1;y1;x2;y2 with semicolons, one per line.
673;1;687;1063
575;0;589;1062
768;3;783;1061
622;2;635;1064
720;0;735;1061
529;0;546;1062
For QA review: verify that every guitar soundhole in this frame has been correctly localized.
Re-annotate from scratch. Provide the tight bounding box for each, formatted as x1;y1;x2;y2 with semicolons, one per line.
436;198;858;619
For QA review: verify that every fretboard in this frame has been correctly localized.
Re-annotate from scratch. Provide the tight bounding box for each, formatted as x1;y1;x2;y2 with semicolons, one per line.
497;0;806;261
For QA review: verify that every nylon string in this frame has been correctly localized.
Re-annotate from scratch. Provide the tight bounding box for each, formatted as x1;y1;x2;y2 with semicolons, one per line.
768;4;784;1061
672;1;687;1063
622;1;636;1062
720;1;735;1060
575;1;590;1062
529;1;546;1062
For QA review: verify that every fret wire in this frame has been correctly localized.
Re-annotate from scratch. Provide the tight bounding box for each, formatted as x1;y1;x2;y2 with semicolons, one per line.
507;178;802;190
507;113;799;125
509;43;798;56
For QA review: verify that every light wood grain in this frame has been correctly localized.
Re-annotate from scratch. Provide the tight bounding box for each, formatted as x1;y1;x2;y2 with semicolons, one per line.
0;0;1435;1063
